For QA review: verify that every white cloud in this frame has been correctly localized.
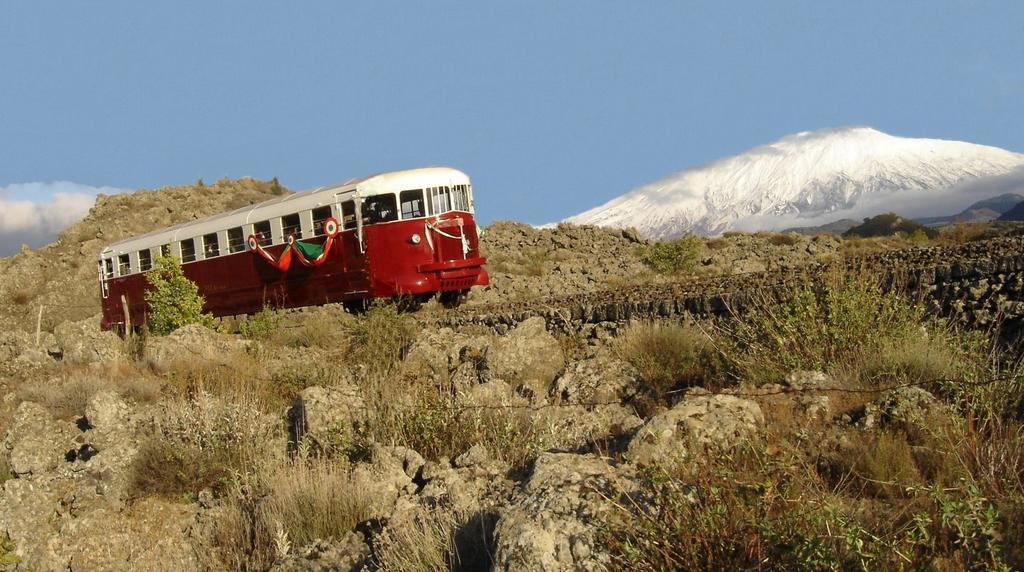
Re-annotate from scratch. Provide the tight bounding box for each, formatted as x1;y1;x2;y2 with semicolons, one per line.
0;182;131;256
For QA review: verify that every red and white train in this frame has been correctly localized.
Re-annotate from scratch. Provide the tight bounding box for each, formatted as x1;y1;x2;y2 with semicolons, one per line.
97;167;488;331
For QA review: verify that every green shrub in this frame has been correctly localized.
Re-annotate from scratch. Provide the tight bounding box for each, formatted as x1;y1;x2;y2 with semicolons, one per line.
348;304;418;375
640;235;704;275
599;444;1013;571
723;273;936;385
238;307;282;340
145;256;215;335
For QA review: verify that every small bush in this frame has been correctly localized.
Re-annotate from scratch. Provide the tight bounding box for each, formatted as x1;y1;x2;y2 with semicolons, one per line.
600;444;1013;571
129;392;272;498
756;231;801;246
145;256;215;335
238;307;282;341
371;387;548;471
722;273;936;385
215;458;375;571
348;304;418;376
640;235;704;275
615;322;725;414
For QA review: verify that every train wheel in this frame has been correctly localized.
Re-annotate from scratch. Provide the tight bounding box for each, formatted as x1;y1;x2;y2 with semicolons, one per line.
342;299;367;314
439;289;469;308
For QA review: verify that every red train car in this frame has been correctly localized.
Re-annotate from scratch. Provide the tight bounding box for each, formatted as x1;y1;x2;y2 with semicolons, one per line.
97;167;488;331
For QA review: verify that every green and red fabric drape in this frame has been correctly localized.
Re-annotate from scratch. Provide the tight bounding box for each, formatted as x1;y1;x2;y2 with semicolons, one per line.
248;217;340;272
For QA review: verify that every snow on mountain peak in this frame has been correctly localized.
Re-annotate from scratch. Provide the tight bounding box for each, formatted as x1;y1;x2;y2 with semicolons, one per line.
564;127;1024;239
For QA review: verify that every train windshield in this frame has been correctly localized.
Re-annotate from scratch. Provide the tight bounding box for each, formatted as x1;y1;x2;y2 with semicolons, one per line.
428;185;470;215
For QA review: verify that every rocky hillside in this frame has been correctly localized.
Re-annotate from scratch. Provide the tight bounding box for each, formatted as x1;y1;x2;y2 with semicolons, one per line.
0;178;288;334
1;274;1021;569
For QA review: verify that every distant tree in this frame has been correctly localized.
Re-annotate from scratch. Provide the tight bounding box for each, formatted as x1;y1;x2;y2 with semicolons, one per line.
145;256;215;335
843;213;938;240
270;177;286;195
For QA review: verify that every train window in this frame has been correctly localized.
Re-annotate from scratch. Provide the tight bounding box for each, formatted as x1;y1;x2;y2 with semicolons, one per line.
104;258;114;279
362;194;398;225
400;190;425;219
341;201;356;230
203;233;220;258
311;206;332;235
282;214;301;238
227;227;245;253
118;254;130;276
139;249;152;272
160;244;170;258
180;238;197;263
253;221;272;246
430;186;452;214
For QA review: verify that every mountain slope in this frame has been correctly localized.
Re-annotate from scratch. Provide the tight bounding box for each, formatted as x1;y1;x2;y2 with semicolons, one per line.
564;127;1024;239
0;178;288;333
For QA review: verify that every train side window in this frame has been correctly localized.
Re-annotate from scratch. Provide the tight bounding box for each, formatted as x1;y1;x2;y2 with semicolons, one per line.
203;233;220;258
253;221;272;246
311;206;332;235
138;249;152;272
118;254;130;276
362;194;398;225
180;238;197;263
160;244;170;258
400;190;425;219
282;213;301;238
104;258;114;278
341;201;356;230
227;227;245;253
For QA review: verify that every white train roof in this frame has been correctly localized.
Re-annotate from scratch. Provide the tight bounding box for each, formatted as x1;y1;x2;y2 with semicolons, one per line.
101;166;470;257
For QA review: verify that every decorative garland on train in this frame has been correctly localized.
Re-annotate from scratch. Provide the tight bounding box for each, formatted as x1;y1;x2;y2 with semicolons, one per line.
247;217;340;272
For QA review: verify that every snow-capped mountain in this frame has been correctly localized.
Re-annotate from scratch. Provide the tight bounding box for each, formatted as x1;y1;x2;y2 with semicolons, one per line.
564;127;1024;239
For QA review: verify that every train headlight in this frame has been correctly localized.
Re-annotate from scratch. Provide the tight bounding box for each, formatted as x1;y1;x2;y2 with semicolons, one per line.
410;234;422;245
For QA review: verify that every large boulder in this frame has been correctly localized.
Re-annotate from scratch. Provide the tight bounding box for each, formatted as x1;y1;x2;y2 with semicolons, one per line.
493;452;634;571
488;318;564;402
54;314;123;364
2;401;76;477
287;382;366;453
626;392;764;466
77;391;144;498
550;352;642;404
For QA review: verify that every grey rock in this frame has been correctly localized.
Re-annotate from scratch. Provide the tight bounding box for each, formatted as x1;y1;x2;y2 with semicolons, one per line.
626;393;764;466
493;452;634;571
54;314;124;364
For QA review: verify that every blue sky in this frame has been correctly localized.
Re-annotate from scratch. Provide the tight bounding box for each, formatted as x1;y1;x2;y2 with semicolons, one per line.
1;1;1022;253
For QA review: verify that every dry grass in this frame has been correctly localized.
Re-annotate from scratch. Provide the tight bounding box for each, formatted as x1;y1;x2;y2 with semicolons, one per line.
615;321;726;415
214;458;375;571
373;505;496;571
486;247;550;276
718;271;976;387
755;231;802;246
129;391;274;499
938;222;991;245
18;363;161;419
601;439;1014;570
